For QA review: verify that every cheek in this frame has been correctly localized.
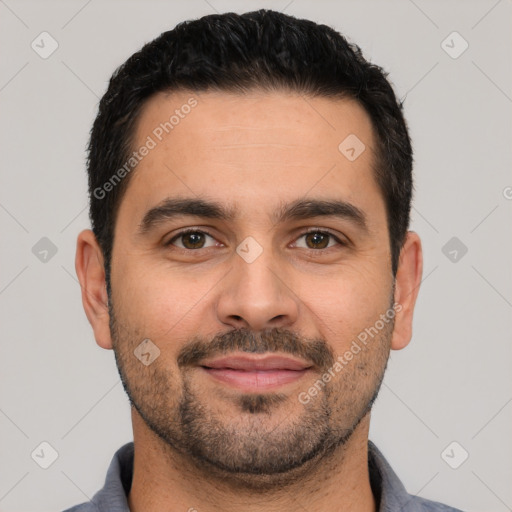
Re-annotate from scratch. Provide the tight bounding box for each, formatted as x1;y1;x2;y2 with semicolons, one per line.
112;258;216;341
304;263;392;353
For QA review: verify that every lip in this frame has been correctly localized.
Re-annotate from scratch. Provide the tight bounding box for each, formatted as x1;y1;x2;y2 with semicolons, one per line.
200;354;313;371
199;354;313;392
202;368;310;391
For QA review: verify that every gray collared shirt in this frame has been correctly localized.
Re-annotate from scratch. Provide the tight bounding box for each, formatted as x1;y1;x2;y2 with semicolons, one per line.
62;440;464;511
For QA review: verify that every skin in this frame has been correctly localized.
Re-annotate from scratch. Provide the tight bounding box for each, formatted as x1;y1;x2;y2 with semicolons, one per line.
75;90;423;512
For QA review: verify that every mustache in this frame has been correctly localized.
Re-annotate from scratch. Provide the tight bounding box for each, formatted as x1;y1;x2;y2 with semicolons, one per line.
177;327;336;371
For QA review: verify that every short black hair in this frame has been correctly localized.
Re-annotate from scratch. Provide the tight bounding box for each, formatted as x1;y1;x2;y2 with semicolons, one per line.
87;9;413;296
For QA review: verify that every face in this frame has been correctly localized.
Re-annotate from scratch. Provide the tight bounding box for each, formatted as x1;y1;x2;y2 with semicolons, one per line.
99;90;402;484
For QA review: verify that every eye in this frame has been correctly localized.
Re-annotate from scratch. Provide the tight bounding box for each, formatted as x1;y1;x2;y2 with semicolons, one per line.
166;229;218;250
294;229;345;250
165;228;346;252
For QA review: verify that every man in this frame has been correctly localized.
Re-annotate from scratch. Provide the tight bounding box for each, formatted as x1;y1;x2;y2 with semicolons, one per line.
67;9;463;512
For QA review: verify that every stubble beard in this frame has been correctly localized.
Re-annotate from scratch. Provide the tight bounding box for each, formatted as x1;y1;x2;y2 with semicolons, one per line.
109;303;392;489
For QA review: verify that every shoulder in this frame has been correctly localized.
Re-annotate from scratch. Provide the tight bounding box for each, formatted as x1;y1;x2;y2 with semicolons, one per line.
61;504;98;512
407;494;466;511
367;440;466;512
60;441;134;512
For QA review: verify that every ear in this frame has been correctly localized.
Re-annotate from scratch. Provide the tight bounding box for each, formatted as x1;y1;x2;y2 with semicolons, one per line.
75;229;113;350
391;231;423;350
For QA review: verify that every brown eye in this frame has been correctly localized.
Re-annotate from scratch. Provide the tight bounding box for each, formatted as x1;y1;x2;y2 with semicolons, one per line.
167;230;216;250
181;232;206;249
304;231;331;249
295;230;342;250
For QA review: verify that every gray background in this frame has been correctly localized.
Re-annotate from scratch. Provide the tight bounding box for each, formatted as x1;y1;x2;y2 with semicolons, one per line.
1;0;511;511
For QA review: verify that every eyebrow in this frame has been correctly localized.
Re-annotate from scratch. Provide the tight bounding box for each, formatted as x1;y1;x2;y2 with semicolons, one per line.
137;197;368;235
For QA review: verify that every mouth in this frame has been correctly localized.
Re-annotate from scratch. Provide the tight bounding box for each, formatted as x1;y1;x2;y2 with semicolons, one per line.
199;354;313;391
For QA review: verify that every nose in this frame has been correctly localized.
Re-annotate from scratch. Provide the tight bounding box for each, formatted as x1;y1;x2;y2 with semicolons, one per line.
216;246;300;332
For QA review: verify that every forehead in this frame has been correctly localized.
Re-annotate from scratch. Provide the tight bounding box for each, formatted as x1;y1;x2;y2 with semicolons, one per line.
133;89;375;162
118;89;383;228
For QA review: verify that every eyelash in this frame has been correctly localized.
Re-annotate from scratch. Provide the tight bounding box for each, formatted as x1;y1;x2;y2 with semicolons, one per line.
165;227;347;252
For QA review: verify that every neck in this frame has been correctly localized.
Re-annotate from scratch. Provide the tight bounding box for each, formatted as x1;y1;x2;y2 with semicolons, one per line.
127;409;377;512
